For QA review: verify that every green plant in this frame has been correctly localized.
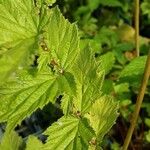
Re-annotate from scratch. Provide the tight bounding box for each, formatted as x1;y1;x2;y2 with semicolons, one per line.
0;0;119;149
58;0;150;149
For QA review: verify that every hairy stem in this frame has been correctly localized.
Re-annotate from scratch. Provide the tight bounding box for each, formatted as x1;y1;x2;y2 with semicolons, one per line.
135;0;140;57
122;50;150;150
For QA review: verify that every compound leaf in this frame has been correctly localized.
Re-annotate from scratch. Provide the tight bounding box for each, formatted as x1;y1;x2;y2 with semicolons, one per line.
0;4;79;130
71;47;104;114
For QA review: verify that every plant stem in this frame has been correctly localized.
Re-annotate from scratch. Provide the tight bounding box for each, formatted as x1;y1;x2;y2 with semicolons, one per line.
122;50;150;150
135;0;140;57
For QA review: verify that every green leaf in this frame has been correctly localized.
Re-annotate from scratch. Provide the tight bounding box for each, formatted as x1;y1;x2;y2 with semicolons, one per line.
26;136;43;150
115;42;134;52
97;52;115;75
0;69;59;131
87;96;118;143
0;0;39;46
71;47;104;114
101;80;114;95
37;7;79;97
114;83;129;93
0;38;36;83
146;130;150;143
141;0;150;18
61;46;104;116
87;0;102;11
120;56;147;78
43;116;95;150
0;0;50;83
40;7;79;72
111;142;120;150
0;129;23;150
145;118;150;128
95;27;119;48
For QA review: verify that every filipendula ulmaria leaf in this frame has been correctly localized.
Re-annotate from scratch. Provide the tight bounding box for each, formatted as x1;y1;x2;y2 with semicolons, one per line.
38;7;79;96
0;5;79;130
26;136;43;150
87;95;119;144
0;0;50;83
71;46;104;115
0;0;38;46
0;69;59;131
0;128;24;150
25;48;118;149
0;38;36;84
43;116;95;150
39;7;79;72
61;46;104;116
